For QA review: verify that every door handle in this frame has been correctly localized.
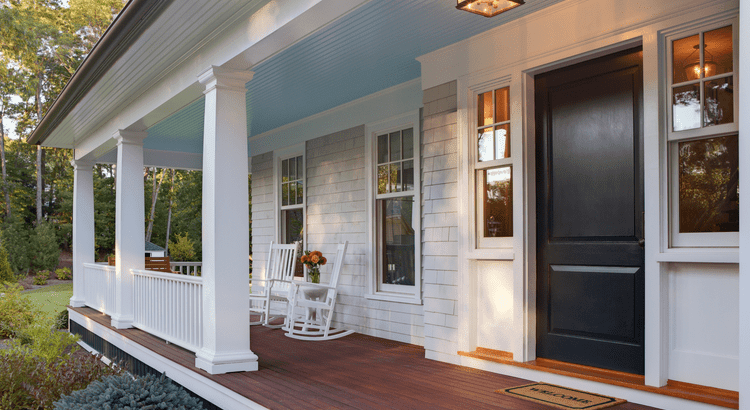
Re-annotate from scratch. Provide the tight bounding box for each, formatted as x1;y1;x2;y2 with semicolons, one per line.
639;238;645;248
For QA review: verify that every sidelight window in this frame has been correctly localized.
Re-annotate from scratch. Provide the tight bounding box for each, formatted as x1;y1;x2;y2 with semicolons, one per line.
475;86;513;248
668;22;738;247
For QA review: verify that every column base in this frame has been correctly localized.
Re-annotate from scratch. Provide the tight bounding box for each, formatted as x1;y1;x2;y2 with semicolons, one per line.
195;348;258;374
69;297;87;308
110;314;134;329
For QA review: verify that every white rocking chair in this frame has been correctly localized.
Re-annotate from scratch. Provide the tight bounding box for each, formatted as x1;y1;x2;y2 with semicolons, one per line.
284;242;353;341
249;241;298;327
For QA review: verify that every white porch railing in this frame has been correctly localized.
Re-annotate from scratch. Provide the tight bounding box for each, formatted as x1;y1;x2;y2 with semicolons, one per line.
83;262;117;316
170;261;202;276
132;269;203;352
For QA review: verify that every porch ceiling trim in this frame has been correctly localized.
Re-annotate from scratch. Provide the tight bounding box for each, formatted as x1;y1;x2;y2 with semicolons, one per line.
27;0;171;145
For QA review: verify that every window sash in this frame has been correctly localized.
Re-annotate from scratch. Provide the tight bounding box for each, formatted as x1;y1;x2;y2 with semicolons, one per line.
666;21;738;142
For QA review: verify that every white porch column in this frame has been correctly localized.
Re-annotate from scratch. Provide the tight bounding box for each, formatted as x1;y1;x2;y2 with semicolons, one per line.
69;159;95;307
195;66;257;374
111;130;147;329
739;1;749;408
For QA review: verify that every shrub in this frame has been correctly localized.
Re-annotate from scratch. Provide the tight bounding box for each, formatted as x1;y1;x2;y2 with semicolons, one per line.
8;316;80;362
169;232;196;262
55;267;72;280
55;309;69;330
0;282;38;339
0;217;32;273
0;349;120;410
0;246;13;283
33;270;50;285
32;221;60;272
54;372;203;410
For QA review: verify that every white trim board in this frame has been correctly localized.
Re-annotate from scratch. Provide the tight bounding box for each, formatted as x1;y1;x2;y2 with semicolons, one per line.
68;309;267;410
452;353;732;410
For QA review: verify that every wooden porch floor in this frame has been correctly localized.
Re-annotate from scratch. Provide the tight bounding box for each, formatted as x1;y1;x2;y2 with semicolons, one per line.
71;307;660;410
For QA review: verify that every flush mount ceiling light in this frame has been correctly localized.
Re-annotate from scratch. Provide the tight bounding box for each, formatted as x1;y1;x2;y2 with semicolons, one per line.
456;0;525;17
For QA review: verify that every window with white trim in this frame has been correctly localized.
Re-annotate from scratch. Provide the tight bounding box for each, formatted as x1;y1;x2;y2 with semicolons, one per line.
668;21;739;247
475;86;513;248
280;155;304;247
363;115;422;303
376;128;417;293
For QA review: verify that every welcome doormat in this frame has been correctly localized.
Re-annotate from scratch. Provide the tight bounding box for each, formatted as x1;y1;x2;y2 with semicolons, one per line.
497;383;627;409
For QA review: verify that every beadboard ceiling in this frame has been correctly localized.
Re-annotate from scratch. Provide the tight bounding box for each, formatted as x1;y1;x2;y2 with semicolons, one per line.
145;0;557;155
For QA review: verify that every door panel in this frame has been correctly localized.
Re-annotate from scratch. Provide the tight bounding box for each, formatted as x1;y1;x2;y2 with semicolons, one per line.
536;47;645;375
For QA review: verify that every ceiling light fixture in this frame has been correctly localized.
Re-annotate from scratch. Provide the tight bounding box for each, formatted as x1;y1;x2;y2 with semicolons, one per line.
456;0;525;17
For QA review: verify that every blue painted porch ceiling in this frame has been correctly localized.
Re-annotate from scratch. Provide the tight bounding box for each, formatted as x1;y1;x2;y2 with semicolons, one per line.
147;0;538;152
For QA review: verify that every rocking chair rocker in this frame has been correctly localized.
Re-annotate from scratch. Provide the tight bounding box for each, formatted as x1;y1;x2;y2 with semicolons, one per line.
284;242;353;340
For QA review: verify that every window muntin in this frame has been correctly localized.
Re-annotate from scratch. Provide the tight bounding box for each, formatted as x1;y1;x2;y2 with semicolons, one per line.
475;86;513;247
477;88;510;162
671;26;734;133
280;155;304;244
281;156;303;207
668;22;739;247
375;127;417;292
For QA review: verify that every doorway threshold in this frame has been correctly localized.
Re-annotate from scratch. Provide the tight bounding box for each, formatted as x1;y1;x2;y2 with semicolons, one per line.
458;348;738;409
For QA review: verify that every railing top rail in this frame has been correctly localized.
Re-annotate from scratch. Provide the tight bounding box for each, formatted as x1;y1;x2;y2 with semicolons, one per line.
170;262;202;266
83;262;116;272
130;268;203;284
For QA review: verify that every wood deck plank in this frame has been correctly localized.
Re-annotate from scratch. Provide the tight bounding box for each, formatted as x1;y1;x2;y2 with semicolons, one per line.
70;307;659;410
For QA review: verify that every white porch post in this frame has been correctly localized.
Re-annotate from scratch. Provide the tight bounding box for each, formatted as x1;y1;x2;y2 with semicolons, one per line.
111;130;146;329
69;159;95;307
195;66;257;374
739;1;749;408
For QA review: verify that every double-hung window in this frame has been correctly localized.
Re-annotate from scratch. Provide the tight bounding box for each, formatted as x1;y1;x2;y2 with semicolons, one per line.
368;118;421;302
668;21;738;247
280;155;304;247
475;86;513;248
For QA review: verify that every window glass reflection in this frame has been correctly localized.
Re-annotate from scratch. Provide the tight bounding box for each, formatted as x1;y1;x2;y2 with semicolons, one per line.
704;77;733;127
679;135;739;233
673;84;700;131
478;128;494;162
380;198;415;286
483;167;513;237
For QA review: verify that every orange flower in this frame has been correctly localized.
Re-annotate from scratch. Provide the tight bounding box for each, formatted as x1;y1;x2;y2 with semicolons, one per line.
311;254;320;264
312;251;322;257
300;255;308;263
320;257;327;265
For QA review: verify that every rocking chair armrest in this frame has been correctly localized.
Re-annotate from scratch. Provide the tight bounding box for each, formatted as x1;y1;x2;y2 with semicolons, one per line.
292;281;335;291
249;278;270;284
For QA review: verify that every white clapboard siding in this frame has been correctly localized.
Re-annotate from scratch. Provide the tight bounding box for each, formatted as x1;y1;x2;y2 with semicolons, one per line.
131;269;203;353
83;262;117;316
421;81;460;359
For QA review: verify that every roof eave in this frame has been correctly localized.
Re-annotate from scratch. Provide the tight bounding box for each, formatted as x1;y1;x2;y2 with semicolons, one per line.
27;0;173;146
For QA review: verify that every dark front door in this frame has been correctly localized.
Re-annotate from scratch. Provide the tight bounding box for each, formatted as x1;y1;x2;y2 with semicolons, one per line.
535;47;645;375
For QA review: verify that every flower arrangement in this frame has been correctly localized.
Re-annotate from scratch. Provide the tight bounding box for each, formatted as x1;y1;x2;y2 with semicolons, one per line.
300;250;327;283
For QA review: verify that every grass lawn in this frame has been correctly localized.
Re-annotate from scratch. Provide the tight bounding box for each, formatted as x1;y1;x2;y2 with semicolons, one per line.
23;283;73;317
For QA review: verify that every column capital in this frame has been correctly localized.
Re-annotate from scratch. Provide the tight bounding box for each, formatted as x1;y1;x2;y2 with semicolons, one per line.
70;158;95;170
113;130;147;146
198;66;254;94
